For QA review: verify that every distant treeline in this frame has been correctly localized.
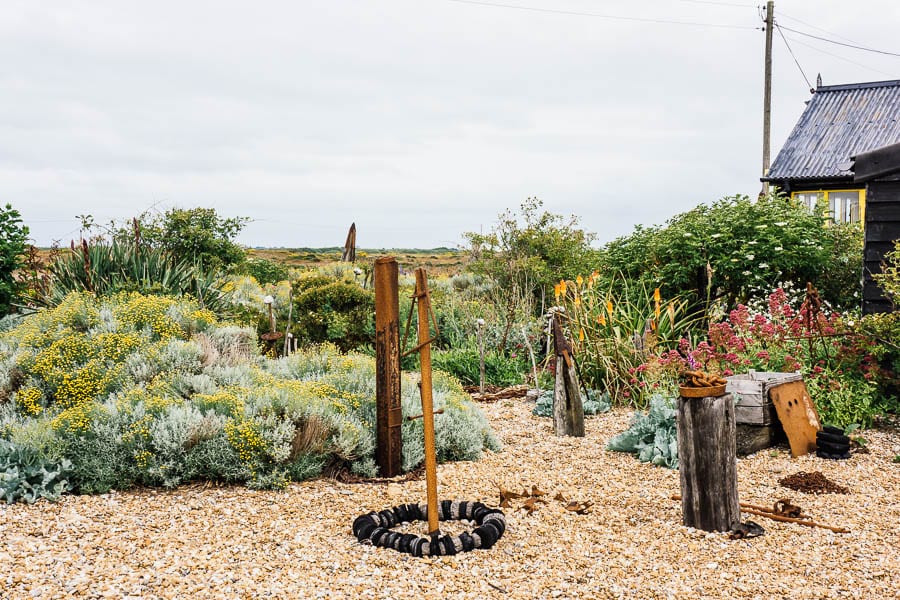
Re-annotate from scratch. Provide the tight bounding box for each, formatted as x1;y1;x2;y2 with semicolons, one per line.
253;246;460;254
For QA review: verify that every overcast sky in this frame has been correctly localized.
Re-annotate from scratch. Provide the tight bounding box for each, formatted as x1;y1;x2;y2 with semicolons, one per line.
5;0;900;249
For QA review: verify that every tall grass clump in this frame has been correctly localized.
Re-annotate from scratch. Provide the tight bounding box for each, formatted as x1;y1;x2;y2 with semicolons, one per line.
560;273;700;406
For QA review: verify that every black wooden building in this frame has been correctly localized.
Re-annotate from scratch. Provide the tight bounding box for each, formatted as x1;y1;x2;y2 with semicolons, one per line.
763;79;900;314
763;79;900;226
851;142;900;314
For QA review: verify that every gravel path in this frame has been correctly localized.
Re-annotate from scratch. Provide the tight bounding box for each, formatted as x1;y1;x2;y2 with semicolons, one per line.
2;398;899;599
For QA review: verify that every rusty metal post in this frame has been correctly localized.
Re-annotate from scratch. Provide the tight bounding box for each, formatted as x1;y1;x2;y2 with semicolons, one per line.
415;268;440;535
374;257;402;477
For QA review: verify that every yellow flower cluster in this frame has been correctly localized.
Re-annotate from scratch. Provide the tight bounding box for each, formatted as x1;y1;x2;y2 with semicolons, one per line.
15;387;43;416
225;418;267;464
145;394;182;415
188;309;218;329
114;294;184;340
54;360;108;409
193;391;244;418
51;403;97;434
134;450;153;468
32;336;93;379
96;332;143;363
123;414;153;445
287;380;363;414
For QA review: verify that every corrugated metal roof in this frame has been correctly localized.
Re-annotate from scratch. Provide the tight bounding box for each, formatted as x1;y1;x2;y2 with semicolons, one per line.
766;79;900;182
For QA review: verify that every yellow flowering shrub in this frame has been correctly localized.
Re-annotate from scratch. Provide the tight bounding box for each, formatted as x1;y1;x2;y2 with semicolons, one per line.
0;290;499;493
224;418;267;464
15;386;44;416
193;391;244;418
51;402;102;435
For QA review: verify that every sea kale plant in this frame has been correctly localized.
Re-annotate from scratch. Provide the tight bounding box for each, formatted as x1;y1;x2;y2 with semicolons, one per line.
0;292;499;500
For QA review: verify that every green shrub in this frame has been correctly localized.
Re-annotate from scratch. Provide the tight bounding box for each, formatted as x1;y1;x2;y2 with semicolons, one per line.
0;295;500;494
596;193;859;312
123;207;248;273
431;348;526;387
292;281;374;352
243;257;290;285
0;203;29;314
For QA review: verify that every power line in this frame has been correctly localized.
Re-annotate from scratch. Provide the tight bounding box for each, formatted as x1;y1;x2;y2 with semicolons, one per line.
677;0;755;7
778;24;900;58
443;0;758;29
777;11;864;47
775;24;813;92
781;33;896;79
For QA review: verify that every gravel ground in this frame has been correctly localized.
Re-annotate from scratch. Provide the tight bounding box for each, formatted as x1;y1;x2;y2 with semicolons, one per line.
2;398;899;600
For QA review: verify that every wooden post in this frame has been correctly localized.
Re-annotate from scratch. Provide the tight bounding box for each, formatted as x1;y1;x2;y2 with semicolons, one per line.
342;222;357;263
477;320;486;395
374;257;402;478
677;393;741;532
282;289;293;356
761;0;774;195
415;268;440;535
551;316;585;437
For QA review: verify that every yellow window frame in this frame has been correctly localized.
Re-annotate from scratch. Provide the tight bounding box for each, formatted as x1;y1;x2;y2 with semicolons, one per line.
790;188;866;224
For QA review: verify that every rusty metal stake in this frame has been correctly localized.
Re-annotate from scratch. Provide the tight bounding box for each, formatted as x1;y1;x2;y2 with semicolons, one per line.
415;268;440;535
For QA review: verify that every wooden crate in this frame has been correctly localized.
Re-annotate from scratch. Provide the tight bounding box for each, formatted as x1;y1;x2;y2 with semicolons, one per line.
726;371;803;426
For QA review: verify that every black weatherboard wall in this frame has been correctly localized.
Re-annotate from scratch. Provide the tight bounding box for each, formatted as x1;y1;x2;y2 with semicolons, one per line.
852;142;900;314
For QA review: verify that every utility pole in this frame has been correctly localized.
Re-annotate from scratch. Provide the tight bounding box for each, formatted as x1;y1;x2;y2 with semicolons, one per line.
761;0;774;196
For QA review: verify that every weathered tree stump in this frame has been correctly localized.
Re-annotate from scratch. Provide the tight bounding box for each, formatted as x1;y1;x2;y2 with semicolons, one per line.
551;316;584;437
676;392;740;532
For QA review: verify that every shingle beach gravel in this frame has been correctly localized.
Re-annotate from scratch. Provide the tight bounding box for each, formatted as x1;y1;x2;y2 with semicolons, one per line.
2;397;899;599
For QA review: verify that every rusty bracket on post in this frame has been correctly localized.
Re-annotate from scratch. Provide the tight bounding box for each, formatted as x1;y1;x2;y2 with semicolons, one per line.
401;288;440;359
406;408;444;421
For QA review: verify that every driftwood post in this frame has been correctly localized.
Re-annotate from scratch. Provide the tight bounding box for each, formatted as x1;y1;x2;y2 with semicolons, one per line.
374;257;402;477
677;392;740;532
551;316;584;437
342;222;357;263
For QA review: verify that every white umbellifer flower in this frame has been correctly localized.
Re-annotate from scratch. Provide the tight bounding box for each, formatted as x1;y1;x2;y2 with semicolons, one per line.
683;232;693;237
759;263;769;269
775;246;783;251
746;254;755;260
711;233;722;238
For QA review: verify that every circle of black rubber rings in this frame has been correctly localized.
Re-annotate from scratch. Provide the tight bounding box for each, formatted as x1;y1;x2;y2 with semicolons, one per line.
352;500;506;557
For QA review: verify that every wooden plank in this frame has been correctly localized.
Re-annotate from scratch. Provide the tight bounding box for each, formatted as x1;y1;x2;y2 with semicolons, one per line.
735;403;776;426
769;381;821;457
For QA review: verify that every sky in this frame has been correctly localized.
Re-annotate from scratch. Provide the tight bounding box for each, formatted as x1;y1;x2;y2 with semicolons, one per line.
4;0;900;250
